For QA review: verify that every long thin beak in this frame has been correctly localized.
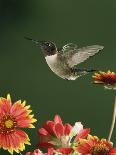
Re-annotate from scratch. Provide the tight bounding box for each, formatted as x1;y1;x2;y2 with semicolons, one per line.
24;37;42;45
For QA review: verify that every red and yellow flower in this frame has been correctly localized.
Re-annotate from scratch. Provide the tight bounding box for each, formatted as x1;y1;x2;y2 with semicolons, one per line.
38;114;90;154
92;70;116;89
0;94;37;154
77;135;116;155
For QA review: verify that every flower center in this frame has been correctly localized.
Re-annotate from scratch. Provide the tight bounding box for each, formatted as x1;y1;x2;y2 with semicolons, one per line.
0;115;17;134
91;144;109;155
5;119;14;128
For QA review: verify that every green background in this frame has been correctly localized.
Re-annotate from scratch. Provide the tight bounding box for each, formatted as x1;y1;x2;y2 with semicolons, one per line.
0;0;116;154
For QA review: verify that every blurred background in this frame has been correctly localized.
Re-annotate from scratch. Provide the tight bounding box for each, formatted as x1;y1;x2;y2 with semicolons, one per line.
0;0;116;154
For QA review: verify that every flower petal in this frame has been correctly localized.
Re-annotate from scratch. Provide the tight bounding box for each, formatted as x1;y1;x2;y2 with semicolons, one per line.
77;142;91;154
43;121;56;135
74;128;90;142
55;123;64;138
54;114;63;124
47;148;54;155
57;147;73;155
38;128;50;136
110;148;116;155
38;142;54;148
64;123;72;135
0;97;11;114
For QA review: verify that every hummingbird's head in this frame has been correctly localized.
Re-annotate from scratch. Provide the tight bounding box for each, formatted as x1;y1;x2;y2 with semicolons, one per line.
39;41;57;56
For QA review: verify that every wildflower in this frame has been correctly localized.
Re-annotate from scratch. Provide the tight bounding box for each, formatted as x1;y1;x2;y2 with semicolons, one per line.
0;94;37;154
92;70;116;89
38;114;89;154
77;135;116;155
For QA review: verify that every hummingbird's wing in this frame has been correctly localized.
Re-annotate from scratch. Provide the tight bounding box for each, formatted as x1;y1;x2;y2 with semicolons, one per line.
62;45;104;68
62;43;78;52
59;43;78;60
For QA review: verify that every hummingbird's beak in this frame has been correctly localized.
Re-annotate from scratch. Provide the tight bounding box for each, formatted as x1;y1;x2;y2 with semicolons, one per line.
24;37;43;46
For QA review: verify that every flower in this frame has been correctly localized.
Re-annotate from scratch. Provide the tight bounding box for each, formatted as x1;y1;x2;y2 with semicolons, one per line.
26;148;54;155
92;70;116;89
38;114;90;154
38;114;72;148
0;94;37;154
77;135;116;155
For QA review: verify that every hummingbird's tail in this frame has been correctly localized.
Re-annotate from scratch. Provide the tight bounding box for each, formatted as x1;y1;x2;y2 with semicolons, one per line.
71;68;98;76
71;68;98;77
71;68;98;72
80;68;98;73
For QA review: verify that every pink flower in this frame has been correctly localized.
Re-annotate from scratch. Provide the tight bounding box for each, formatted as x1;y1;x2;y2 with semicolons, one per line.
38;114;90;154
38;114;72;148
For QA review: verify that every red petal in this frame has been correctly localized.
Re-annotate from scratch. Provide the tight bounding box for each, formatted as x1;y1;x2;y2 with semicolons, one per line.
38;142;54;148
77;142;91;154
55;123;64;138
13;129;29;148
57;147;73;155
16;117;33;128
64;123;72;135
0;98;11;114
0;134;7;148
43;121;56;135
47;148;54;155
8;133;18;148
74;128;90;142
54;114;62;124
38;128;50;136
109;148;116;155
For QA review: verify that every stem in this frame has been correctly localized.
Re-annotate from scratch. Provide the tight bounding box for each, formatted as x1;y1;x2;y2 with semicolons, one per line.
19;153;22;155
108;96;116;141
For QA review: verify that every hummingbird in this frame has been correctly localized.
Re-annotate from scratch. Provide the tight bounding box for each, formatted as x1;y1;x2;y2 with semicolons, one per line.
25;37;104;80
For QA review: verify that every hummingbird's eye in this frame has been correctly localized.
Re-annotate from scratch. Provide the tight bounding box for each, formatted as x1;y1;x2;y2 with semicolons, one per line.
46;43;51;46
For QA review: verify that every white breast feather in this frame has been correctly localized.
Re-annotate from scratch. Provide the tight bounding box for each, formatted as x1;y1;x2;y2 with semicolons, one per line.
45;54;57;65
